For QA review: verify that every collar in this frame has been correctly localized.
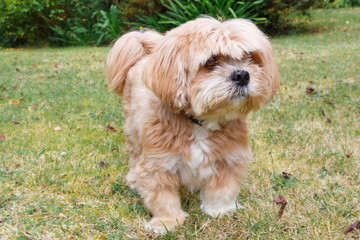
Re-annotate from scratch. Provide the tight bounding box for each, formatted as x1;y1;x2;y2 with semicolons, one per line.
185;113;204;126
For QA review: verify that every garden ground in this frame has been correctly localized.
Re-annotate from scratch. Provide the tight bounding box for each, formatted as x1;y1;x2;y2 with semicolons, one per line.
0;7;359;239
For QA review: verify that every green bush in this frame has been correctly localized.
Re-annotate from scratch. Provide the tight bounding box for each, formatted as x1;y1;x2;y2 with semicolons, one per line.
0;0;323;47
322;0;360;8
0;0;112;47
255;0;318;35
136;0;266;32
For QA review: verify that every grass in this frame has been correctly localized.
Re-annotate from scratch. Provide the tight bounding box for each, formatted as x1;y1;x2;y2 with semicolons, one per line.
0;7;359;239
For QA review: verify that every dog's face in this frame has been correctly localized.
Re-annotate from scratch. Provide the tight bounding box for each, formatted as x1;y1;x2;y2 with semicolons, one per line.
143;18;279;121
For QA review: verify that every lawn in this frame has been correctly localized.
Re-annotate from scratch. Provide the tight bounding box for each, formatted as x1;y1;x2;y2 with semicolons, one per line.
0;7;359;239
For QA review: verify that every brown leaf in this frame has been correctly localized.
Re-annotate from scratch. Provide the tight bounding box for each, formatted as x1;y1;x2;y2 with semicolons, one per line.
306;86;315;96
12;121;20;124
67;229;73;240
273;195;287;219
98;161;108;168
105;125;116;132
344;220;360;235
15;67;20;71
327;100;334;105
321;109;325;117
12;84;18;89
325;118;331;124
346;153;352;158
12;100;19;106
282;172;290;180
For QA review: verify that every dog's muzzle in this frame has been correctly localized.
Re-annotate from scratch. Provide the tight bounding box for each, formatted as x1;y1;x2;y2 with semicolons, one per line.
231;70;250;86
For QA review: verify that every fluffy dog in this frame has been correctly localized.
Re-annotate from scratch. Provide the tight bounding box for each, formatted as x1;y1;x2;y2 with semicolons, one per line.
106;17;279;234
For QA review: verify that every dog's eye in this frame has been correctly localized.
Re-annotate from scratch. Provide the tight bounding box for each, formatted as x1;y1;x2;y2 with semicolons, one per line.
204;56;219;70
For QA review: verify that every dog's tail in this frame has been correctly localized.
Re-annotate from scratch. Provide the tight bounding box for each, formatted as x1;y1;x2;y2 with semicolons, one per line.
106;30;163;95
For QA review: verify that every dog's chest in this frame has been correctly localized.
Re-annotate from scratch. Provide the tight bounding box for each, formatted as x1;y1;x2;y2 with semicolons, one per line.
179;126;216;190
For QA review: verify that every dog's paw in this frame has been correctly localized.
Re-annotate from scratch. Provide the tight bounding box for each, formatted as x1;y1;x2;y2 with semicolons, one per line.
144;212;188;235
144;219;169;235
200;201;237;218
125;170;137;189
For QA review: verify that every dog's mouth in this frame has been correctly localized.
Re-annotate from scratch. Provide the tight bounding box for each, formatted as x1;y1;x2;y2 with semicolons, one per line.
230;84;249;99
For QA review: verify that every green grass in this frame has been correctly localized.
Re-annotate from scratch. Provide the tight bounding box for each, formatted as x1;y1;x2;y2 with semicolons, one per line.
1;7;359;239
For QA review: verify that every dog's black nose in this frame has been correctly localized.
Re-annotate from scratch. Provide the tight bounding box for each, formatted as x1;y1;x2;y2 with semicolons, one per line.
231;70;250;86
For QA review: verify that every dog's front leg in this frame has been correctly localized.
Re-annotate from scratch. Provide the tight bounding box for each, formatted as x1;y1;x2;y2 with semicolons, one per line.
200;161;247;218
135;158;188;234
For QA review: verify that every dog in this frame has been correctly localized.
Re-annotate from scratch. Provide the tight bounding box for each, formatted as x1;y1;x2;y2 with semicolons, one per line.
106;17;279;234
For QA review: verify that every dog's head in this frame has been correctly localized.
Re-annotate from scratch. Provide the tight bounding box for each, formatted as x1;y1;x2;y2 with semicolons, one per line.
143;18;279;121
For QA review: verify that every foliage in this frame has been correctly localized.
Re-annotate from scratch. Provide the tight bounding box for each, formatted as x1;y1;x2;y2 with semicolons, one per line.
137;0;266;32
93;5;124;45
254;0;318;35
322;0;360;7
0;0;112;47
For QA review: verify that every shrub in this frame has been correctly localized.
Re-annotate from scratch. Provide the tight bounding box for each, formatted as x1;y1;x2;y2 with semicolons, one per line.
0;0;112;47
322;0;360;8
136;0;266;32
255;0;318;35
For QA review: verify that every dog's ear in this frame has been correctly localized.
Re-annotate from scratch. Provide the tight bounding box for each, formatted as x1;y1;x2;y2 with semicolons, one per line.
106;31;163;95
251;44;280;100
142;39;189;111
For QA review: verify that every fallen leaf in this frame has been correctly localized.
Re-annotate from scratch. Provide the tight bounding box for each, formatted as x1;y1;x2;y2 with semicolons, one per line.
15;67;20;71
344;220;360;235
15;163;21;168
12;100;19;106
346;153;352;158
321;109;325;117
105;125;116;132
28;106;33;111
282;172;290;180
306;86;315;96
1;86;6;91
76;126;81;131
327;100;334;105
12;84;18;89
104;84;109;88
55;62;61;68
54;126;61;131
277;129;282;133
325;118;331;124
31;63;36;67
67;229;73;240
273;195;287;220
60;174;67;179
12;121;20;124
98;161;108;168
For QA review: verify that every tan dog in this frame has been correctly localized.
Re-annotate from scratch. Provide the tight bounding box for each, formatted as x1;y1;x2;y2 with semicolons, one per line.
106;17;279;234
